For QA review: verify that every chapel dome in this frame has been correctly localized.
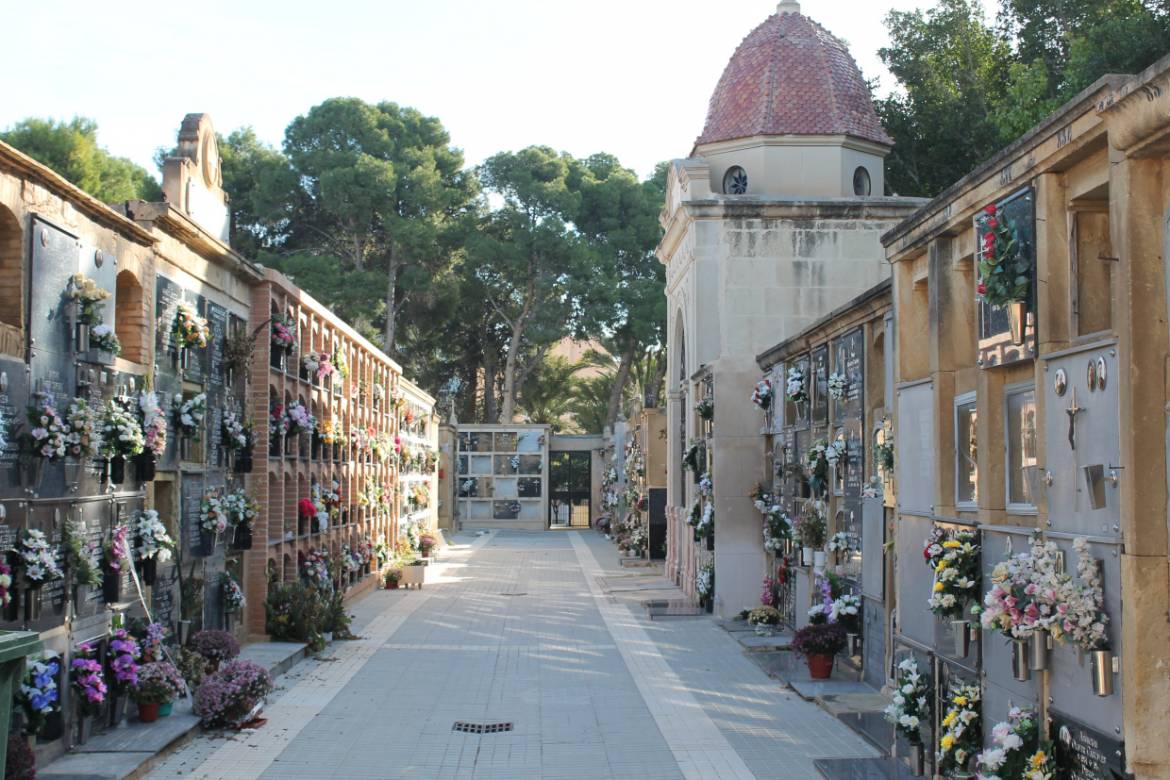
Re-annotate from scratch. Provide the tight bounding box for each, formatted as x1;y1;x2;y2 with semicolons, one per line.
695;1;892;149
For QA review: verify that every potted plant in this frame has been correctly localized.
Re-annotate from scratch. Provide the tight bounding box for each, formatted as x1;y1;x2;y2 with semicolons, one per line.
17;651;61;742
193;660;273;729
131;661;179;723
137;391;167;481
400;559;427;589
747;606;781;637
418;533;436;558
794;501;827;568
172;301;210;368
885;657;930;775
751;378;773;410
17;529;64;623
188;630;241;674
99;399;145;485
383;566;401;590
198;493;227;556
221;572;245;621
132;509;174;587
70;643;106;745
791;622;846;680
102;526;131;604
106;627;141;726
924;527;980;658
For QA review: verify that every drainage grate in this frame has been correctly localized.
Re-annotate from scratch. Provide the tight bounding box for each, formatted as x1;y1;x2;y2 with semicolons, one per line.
453;721;513;734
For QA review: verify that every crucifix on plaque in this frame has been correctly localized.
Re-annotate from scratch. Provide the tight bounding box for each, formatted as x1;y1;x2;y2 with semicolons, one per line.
1065;387;1083;450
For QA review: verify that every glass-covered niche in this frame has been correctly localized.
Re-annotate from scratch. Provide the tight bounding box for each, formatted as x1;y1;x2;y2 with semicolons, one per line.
784;356;811;429
457;428;545;521
831;329;864;423
1005;385;1037;509
954;394;978;507
976;187;1037;367
811;346;829;426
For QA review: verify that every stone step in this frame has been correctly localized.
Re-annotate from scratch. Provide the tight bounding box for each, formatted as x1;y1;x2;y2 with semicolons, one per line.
39;640;311;780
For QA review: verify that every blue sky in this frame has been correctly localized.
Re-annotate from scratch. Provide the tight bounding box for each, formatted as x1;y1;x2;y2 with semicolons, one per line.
0;0;997;181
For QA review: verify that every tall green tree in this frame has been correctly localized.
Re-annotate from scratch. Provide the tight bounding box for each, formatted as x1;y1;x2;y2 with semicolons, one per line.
517;354;585;432
1;117;162;202
281;98;475;353
877;0;1012;196
474;147;589;422
569;157;667;427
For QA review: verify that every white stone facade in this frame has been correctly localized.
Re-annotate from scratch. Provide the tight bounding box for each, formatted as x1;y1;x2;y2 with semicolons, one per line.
659;156;923;614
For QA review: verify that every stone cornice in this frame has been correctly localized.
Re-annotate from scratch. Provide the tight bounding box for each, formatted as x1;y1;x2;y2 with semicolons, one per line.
882;76;1124;255
694;133;891;158
0;141;156;246
123;201;263;280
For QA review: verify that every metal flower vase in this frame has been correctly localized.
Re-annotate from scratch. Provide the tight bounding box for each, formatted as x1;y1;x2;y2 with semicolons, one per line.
1007;301;1027;346
1012;639;1031;681
910;744;926;777
107;455;126;486
1091;649;1115;697
1029;629;1049;671
952;620;971;658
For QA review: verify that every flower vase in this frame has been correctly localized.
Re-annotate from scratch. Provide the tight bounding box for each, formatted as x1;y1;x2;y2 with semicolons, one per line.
847;632;863;657
75;713;92;745
1012;639;1031;681
137;701;160;723
23;587;40;624
108;455;126;485
813;550;826;569
910;744;926;777
1091;649;1115;697
178;620;192;646
102;568;121;603
158;701;173;717
87;348;114;366
232;524;253;551
1029;629;1049;671
952;620;971;658
198;530;216;557
135;451;156;482
76;322;90;354
179;436;192;462
3;586;18;622
753;624;773;637
179;347;190;371
63;457;82;492
138;556;157;587
1007;301;1027;346
19;457;44;494
235;450;253;473
109;691;127;727
40;709;64;742
806;653;833;680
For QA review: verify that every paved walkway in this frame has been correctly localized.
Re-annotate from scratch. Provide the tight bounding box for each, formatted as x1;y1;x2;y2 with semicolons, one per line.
145;531;875;780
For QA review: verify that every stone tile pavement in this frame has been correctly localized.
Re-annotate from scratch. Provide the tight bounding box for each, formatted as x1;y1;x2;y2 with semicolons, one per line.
143;530;876;780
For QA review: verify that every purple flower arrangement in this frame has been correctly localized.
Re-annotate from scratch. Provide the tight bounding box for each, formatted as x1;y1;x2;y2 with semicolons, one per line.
108;628;141;689
189;630;241;664
106;525;130;572
194;659;272;728
71;643;107;715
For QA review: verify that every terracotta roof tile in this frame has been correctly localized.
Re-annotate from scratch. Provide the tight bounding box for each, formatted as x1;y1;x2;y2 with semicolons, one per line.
696;9;892;148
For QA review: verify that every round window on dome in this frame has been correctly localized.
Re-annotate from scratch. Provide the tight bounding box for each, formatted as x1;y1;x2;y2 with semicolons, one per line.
723;166;748;195
852;166;872;197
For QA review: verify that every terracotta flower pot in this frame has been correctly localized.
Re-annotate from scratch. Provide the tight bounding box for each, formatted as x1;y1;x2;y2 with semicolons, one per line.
806;653;834;680
137;701;160;723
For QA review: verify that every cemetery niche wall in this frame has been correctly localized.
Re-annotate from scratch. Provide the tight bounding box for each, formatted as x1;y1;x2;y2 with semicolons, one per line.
878;64;1170;777
455;425;549;531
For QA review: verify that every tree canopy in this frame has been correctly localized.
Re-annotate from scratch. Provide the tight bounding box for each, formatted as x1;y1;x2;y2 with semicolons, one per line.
879;0;1170;197
0;117;162;203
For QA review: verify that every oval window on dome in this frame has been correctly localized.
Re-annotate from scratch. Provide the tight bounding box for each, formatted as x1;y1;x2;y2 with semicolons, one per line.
853;166;872;196
723;166;748;195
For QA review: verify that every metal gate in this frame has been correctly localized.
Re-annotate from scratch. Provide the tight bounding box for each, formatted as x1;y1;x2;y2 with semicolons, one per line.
549;451;590;528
